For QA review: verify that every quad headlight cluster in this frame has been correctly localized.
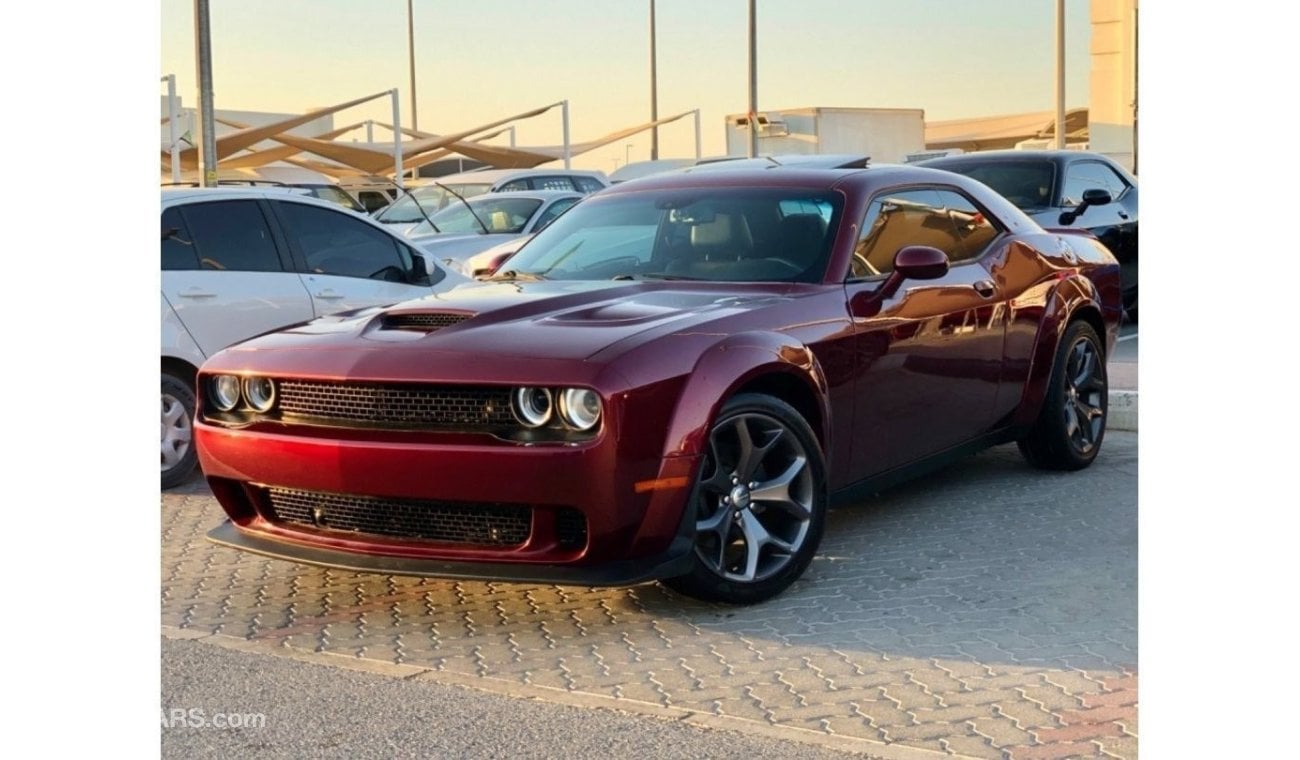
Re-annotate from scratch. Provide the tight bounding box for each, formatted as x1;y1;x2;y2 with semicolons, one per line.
208;374;277;413
512;387;602;432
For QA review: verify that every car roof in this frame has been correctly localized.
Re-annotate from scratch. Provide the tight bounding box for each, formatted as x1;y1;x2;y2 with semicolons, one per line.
160;186;314;202
458;189;582;204
596;163;965;195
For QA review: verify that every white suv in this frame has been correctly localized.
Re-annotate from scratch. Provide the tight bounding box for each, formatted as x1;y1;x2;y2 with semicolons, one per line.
161;188;467;488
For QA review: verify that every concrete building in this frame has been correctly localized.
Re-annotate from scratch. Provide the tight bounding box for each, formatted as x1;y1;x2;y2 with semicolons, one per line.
1089;0;1138;172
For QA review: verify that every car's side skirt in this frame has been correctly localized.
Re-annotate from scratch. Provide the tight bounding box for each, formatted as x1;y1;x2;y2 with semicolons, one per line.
828;428;1020;509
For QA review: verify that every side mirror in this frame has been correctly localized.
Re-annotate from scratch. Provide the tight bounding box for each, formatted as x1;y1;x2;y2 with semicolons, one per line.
893;245;950;281
852;245;951;317
1060;188;1113;225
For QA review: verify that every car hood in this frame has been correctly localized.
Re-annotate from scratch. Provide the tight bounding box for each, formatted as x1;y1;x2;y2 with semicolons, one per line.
411;233;523;264
237;279;796;363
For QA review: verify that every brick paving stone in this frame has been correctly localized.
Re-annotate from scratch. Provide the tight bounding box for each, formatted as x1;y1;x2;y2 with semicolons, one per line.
1006;740;1103;759
161;434;1138;760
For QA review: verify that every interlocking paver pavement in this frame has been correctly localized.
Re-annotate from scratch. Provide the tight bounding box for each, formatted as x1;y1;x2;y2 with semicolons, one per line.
163;434;1138;759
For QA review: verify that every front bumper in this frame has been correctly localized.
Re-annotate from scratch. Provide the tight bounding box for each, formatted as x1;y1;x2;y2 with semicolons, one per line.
195;420;702;581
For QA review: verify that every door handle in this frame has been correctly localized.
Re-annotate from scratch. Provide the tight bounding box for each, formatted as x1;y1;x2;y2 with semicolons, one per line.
177;287;216;299
314;289;344;300
1117;210;1130;219
973;280;997;298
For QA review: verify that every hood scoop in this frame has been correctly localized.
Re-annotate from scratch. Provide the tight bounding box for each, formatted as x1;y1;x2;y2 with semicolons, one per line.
380;311;473;332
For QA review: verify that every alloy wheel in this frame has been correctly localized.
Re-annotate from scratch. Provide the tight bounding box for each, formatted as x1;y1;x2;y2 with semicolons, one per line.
1062;336;1106;455
161;392;193;472
691;412;814;583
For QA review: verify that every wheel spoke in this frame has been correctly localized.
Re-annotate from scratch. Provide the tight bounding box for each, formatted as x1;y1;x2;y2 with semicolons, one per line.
700;438;732;494
161;441;179;467
737;510;770;581
696;506;729;536
750;456;810;520
1073;345;1094;387
162;397;185;426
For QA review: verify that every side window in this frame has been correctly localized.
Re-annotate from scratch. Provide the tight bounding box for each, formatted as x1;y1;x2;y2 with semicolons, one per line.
851;189;961;278
1061;161;1128;206
276;202;413;282
357;191;390;213
532;197;579;232
178;200;282;272
532;176;579;191
498;179;530;192
572;176;606;193
161;207;199;270
933;189;1001;262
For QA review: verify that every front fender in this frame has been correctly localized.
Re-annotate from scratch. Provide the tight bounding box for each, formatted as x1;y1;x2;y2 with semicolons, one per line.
1012;274;1106;428
659;331;831;462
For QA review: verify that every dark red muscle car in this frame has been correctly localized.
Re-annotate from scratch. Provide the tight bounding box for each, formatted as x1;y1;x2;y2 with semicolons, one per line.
195;165;1121;604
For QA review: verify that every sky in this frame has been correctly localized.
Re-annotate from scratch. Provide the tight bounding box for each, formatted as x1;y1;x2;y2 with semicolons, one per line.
160;0;1093;173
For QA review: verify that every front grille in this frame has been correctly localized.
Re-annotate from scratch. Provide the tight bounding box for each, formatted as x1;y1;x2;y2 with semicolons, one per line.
277;381;514;428
263;487;532;546
382;312;470;331
555;508;588;550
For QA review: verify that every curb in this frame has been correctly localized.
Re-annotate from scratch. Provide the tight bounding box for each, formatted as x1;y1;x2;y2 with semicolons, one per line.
163;625;977;760
1109;390;1138;432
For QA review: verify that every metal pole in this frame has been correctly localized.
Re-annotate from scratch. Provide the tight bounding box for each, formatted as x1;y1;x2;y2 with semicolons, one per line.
407;0;418;131
650;0;658;160
366;119;374;143
625;143;633;166
194;0;218;186
163;75;181;183
562;100;571;169
693;108;702;161
392;89;404;189
1132;3;1139;174
1054;0;1065;149
508;125;516;147
748;0;758;158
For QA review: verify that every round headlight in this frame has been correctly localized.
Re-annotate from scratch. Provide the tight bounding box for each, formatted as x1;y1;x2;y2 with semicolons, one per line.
559;388;602;431
243;376;276;412
512;387;553;428
209;375;242;411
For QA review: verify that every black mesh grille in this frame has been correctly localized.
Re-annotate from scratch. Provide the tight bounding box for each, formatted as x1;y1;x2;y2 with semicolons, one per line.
262;487;531;546
277;381;514;428
555;508;588;551
382;312;470;331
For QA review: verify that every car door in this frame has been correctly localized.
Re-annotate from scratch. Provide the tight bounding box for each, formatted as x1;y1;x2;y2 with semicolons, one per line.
161;200;315;357
844;187;1008;478
269;200;438;316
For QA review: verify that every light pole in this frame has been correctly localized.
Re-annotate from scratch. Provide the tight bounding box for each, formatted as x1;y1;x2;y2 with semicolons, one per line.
747;0;758;158
1054;0;1065;149
194;0;218;186
625;143;634;166
649;0;658;160
407;0;418;131
161;74;181;183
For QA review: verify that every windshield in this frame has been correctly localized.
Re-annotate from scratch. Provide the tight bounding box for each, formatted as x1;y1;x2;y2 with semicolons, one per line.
934;160;1056;210
498;187;843;283
375;183;492;223
410;197;543;237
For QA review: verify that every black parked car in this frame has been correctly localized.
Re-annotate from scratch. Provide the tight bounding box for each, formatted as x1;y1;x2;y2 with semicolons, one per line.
922;150;1138;320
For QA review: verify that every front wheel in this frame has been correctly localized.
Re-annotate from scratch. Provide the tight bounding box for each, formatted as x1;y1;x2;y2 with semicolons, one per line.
162;371;198;489
664;393;827;604
1018;321;1108;471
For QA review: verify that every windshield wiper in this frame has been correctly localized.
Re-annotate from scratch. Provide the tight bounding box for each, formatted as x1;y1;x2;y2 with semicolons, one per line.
373;177;440;233
488;269;548;282
612;272;702;281
434;182;490;235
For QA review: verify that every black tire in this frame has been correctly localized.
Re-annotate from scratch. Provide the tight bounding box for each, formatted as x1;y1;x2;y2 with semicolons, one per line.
161;371;199;489
1018;321;1108;471
664;393;828;604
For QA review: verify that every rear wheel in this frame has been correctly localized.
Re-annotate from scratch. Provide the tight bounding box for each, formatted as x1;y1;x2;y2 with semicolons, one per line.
161;372;198;489
664;394;827;604
1018;321;1108;471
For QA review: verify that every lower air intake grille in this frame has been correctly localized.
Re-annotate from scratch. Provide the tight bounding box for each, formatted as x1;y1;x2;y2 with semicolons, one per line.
277;381;514;428
555;508;588;550
262;487;531;546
